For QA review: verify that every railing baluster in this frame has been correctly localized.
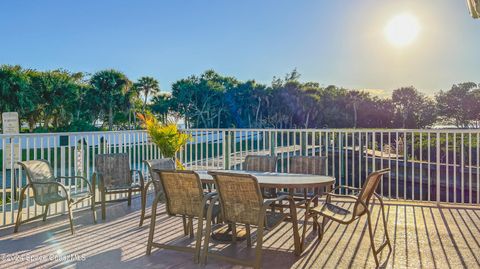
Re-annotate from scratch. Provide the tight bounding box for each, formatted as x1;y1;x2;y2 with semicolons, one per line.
469;133;472;204
2;128;480;228
411;132;414;201
461;133;465;203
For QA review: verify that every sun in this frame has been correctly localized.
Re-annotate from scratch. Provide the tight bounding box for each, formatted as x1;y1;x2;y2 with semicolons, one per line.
384;13;420;48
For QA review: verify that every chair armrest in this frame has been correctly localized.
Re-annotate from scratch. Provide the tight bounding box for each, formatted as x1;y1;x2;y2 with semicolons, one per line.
131;169;145;187
56;176;94;193
331;185;361;193
304;194;320;209
202;192;218;205
325;190;358;204
326;193;358;201
204;192;218;199
262;195;289;208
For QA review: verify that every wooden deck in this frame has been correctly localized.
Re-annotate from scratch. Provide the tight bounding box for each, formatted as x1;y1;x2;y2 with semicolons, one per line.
0;194;479;268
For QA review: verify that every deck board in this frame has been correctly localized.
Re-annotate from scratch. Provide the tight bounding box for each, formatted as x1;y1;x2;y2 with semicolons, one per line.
0;195;479;269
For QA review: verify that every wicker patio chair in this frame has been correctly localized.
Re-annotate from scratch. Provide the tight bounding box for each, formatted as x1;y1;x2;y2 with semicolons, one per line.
14;160;96;235
146;170;219;263
243;155;278;198
92;153;144;220
243;155;278;172
139;158;176;227
286;155;328;197
203;171;290;269
285;156;328;246
303;168;392;267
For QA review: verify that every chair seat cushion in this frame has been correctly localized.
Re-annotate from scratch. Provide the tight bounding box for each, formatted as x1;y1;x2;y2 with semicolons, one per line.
313;203;354;223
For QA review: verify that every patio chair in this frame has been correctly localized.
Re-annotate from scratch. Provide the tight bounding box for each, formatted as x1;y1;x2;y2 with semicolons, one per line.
139;158;175;227
303;168;392;267
92;153;144;220
286;156;328;245
146;170;219;263
243;155;278;172
287;155;328;198
14;160;96;235
203;171;290;269
243;155;278;198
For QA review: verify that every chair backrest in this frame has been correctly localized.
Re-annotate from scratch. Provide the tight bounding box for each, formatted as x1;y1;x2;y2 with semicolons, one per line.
243;155;277;172
17;160;59;204
209;171;263;226
95;153;131;188
157;170;204;217
144;158;176;183
354;169;390;216
289;156;327;175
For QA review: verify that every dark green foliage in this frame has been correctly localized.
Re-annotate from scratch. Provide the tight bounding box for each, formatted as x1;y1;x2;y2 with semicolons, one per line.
436;82;480;128
0;65;478;132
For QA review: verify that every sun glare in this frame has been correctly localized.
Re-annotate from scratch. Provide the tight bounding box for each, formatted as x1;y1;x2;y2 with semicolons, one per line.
385;13;420;48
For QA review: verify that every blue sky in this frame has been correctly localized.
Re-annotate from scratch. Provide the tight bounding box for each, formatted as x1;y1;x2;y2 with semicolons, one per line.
0;1;478;95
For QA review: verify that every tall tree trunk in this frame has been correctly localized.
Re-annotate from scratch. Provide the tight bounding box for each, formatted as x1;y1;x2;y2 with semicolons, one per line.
28;117;35;132
353;103;358;128
142;90;149;113
108;106;113;130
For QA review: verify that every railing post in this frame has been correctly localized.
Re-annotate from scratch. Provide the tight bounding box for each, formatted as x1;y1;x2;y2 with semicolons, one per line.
301;131;307;156
270;130;276;156
223;130;230;170
436;132;441;204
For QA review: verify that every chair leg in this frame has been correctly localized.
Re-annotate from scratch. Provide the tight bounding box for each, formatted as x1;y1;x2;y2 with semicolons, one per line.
182;215;188;235
246;224;252;248
139;183;150;227
67;204;75;235
188;216;194;239
194;215;204;264
288;197;301;256
366;210;380;267
91;195;97;223
301;211;311;252
318;216;327;242
101;190;106;220
201;210;214;265
231;223;237;243
379;196;392;252
146;194;159;255
14;189;26;233
253;220;265;269
43;205;49;221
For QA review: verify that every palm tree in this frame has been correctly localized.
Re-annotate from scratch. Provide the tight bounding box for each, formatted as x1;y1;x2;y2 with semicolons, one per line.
90;70;131;130
134;76;160;113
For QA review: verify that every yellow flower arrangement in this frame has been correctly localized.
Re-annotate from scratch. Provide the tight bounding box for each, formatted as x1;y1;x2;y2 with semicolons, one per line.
137;113;191;169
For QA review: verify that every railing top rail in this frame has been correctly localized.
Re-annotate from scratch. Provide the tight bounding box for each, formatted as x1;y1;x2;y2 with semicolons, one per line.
183;128;480;133
0;128;479;138
0;129;148;138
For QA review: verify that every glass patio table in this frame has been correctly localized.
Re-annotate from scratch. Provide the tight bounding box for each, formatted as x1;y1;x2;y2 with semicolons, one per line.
196;170;335;255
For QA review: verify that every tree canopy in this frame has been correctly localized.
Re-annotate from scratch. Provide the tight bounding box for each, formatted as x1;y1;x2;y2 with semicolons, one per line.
1;64;479;132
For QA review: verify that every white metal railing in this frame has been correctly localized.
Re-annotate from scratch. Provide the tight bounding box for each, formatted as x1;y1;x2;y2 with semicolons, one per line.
1;128;479;227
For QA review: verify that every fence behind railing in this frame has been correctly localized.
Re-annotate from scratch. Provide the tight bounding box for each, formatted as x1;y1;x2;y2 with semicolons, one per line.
1;128;479;226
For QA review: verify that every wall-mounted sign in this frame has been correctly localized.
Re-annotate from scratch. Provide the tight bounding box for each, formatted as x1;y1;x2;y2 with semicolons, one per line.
2;112;19;134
